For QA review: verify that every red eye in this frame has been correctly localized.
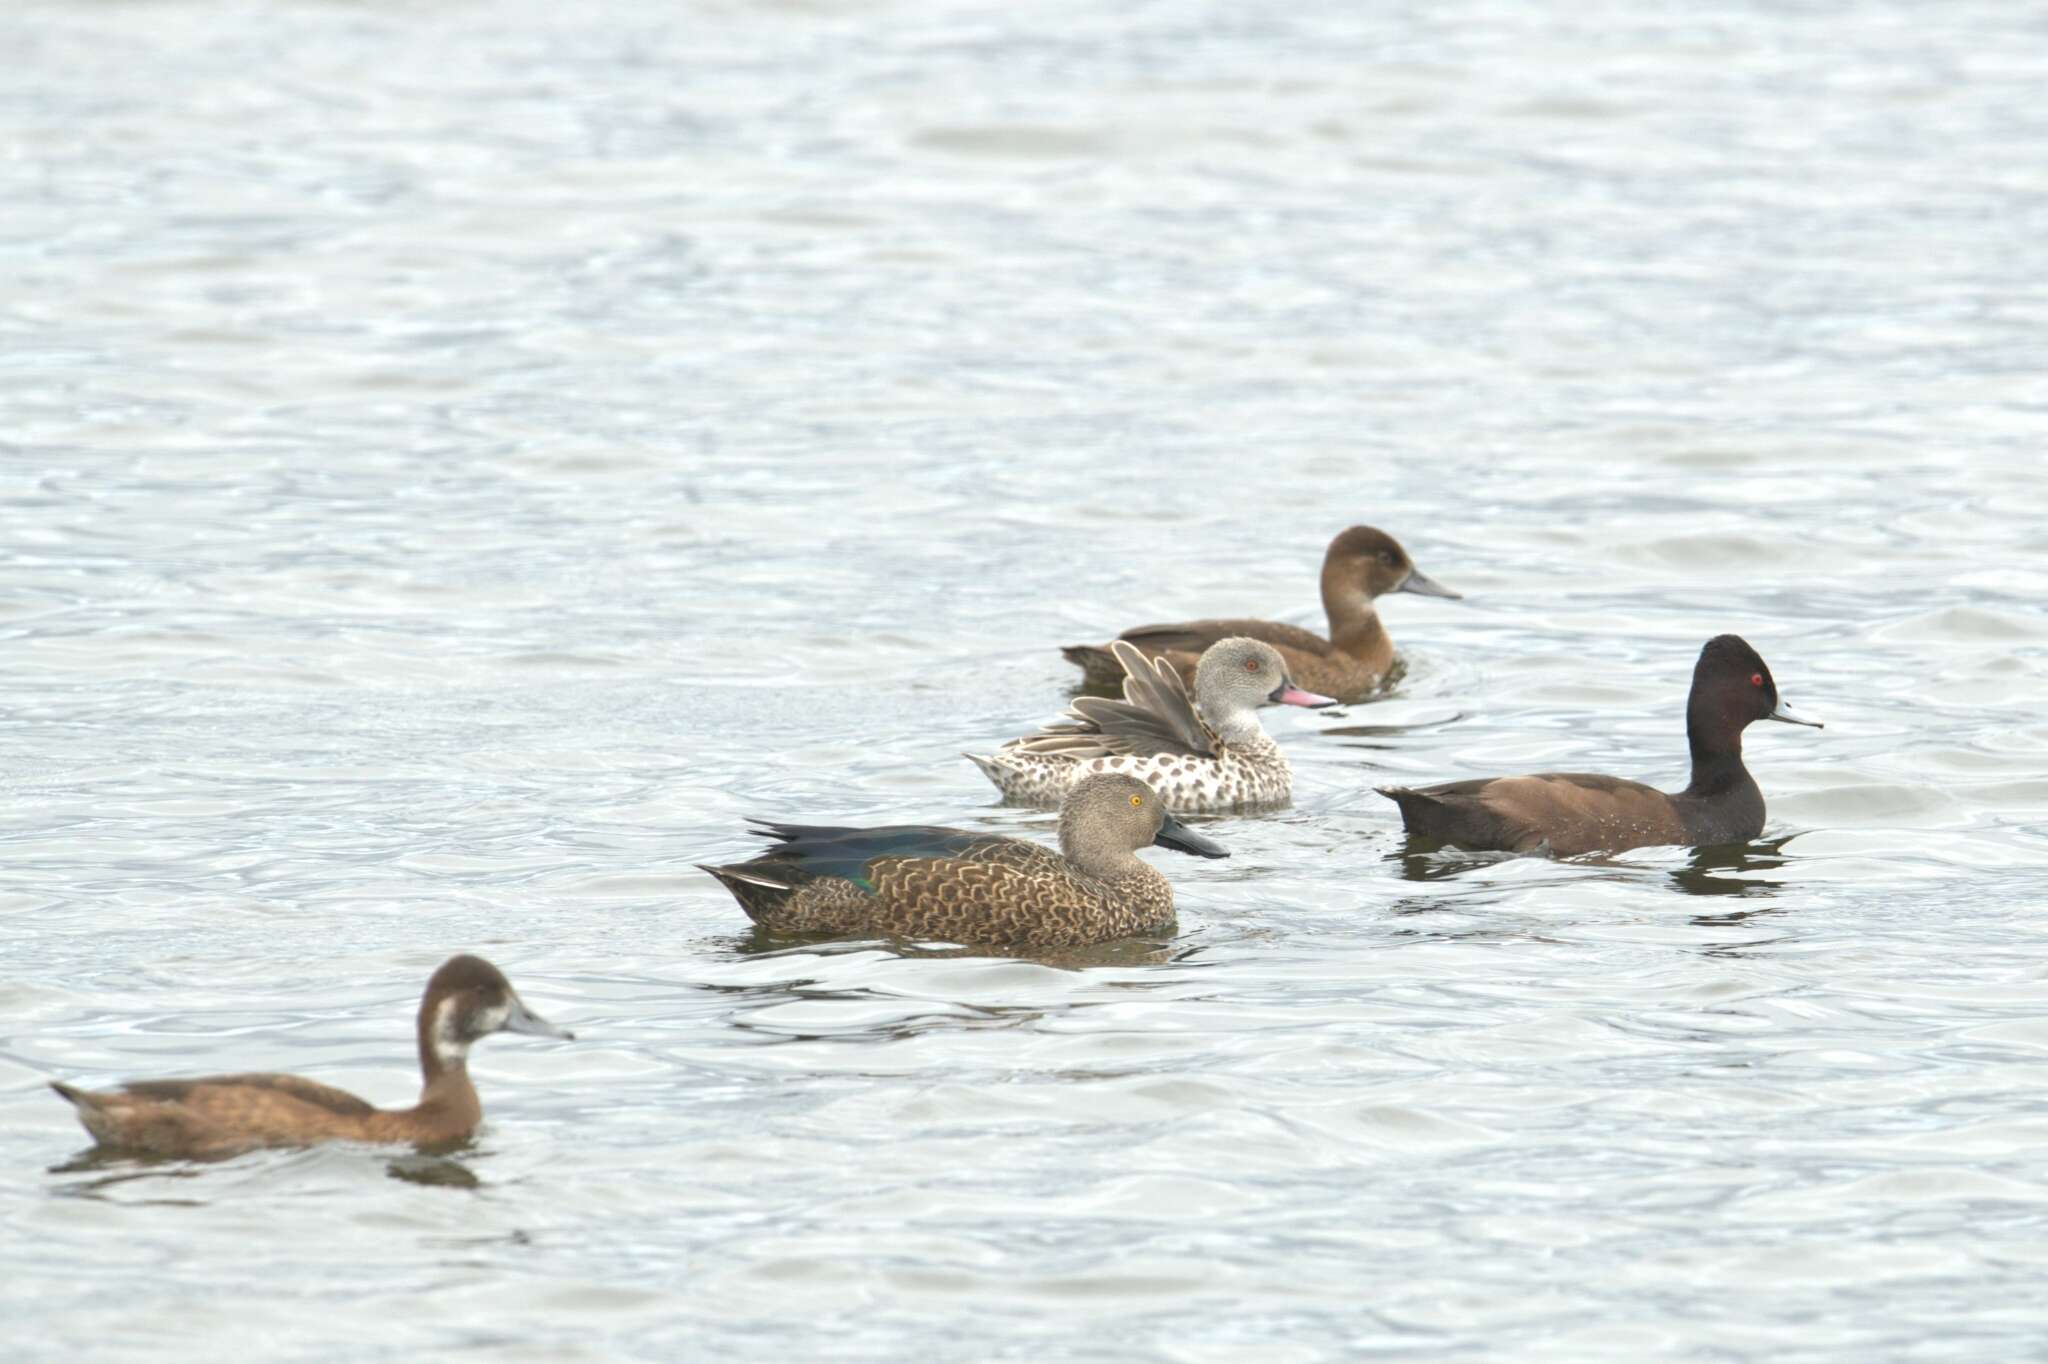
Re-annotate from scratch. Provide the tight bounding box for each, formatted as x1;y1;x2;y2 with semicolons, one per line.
1750;673;1763;687
1245;659;1260;672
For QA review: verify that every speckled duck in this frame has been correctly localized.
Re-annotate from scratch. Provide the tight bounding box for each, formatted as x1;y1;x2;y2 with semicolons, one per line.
966;637;1335;812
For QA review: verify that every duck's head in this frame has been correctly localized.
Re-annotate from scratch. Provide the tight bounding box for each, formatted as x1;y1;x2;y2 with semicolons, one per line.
1060;773;1229;863
418;955;574;1073
1690;634;1823;740
1325;525;1460;601
1194;637;1337;711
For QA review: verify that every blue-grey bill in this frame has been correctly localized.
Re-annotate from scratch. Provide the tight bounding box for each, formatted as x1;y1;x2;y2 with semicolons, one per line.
1154;812;1230;859
505;996;576;1040
1398;567;1461;600
1767;697;1823;728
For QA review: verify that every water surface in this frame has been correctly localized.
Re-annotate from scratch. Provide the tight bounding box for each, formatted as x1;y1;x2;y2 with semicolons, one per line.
5;1;2048;1359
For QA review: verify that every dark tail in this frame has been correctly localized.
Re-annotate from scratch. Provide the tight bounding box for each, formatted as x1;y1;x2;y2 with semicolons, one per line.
1375;785;1436;825
1375;784;1493;847
698;863;788;923
49;1081;91;1109
1060;643;1124;690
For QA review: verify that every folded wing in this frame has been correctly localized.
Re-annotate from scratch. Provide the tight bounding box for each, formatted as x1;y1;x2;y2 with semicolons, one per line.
1011;639;1215;759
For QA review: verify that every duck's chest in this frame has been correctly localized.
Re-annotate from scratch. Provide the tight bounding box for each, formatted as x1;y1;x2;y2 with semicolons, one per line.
1124;738;1290;810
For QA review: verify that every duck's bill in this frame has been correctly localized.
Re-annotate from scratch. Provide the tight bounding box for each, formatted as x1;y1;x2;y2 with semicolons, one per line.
1765;697;1823;729
504;995;577;1041
1398;567;1462;600
1268;682;1339;708
1153;812;1229;859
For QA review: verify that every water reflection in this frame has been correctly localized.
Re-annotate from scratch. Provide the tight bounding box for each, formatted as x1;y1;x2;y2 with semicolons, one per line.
1385;839;1525;881
385;1153;481;1189
52;1145;482;1189
1669;835;1793;899
1383;833;1798;898
47;1147;208;1198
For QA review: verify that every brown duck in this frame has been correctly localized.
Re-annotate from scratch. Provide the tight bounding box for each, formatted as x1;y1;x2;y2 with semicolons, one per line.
1377;634;1822;855
1061;525;1460;703
700;772;1228;948
50;955;573;1159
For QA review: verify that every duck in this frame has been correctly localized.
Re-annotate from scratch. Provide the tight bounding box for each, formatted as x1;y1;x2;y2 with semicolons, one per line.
1377;634;1821;855
966;637;1336;811
1061;525;1460;703
699;772;1228;948
49;955;573;1159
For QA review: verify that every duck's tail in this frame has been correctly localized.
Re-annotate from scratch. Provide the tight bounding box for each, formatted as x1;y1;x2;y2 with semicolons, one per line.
1059;643;1125;691
1377;785;1455;834
698;863;795;923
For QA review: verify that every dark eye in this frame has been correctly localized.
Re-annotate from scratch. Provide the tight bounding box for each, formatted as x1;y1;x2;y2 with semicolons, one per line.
1378;551;1395;566
1750;673;1763;687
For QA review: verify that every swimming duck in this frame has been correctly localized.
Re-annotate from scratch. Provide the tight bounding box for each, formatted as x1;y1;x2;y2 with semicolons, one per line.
1061;525;1460;703
50;955;573;1159
1377;634;1821;855
700;772;1228;948
966;637;1336;811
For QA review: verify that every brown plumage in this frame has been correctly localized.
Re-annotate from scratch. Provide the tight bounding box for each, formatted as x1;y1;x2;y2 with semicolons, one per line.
1062;525;1460;703
699;773;1229;948
1378;634;1823;855
49;955;574;1159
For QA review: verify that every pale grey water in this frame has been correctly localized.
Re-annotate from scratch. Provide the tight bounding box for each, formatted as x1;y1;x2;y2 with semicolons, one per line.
4;0;2048;1359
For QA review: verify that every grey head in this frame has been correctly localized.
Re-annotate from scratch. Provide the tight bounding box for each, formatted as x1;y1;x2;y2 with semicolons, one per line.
1058;773;1229;876
1192;637;1337;740
417;954;575;1074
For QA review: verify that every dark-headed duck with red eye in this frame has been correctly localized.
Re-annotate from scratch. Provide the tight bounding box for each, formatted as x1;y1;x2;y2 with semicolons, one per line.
50;955;574;1160
1062;525;1461;704
1377;634;1822;855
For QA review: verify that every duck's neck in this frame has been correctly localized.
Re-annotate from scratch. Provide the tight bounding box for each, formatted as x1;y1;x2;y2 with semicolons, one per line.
1320;571;1388;663
413;1005;483;1126
412;1046;483;1131
1202;698;1268;747
1683;700;1752;798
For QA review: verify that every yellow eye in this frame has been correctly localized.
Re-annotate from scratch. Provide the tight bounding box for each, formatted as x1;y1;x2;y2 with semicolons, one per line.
1130;794;1143;807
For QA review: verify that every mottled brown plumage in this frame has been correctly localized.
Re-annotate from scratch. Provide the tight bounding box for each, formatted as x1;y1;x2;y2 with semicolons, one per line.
50;955;574;1159
699;773;1229;948
1062;525;1460;703
1378;635;1823;855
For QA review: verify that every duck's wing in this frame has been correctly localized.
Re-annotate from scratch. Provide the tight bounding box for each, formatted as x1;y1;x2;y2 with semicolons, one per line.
735;822;1021;885
1012;640;1215;759
119;1074;378;1119
1120;618;1336;659
706;825;1060;932
1378;772;1679;854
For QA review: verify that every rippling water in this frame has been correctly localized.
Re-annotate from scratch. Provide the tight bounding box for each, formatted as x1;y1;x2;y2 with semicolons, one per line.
6;1;2048;1359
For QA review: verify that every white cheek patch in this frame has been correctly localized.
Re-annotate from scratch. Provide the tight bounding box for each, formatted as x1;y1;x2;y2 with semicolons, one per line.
432;998;467;1067
433;997;511;1066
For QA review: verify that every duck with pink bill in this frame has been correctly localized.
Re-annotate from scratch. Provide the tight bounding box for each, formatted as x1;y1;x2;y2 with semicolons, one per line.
967;636;1337;813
